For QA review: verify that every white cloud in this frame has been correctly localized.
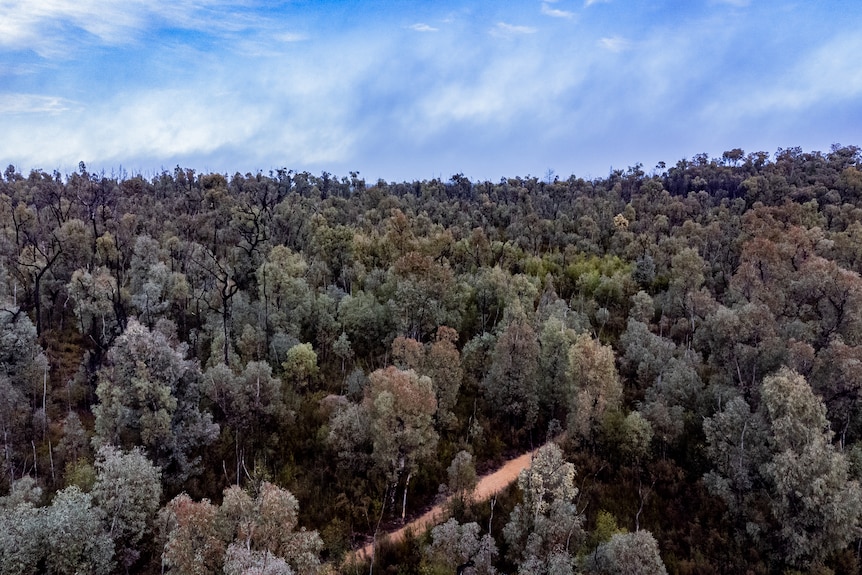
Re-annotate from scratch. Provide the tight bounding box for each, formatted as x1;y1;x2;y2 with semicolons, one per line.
409;23;439;32
541;3;575;19
598;36;631;52
0;0;265;56
0;93;78;114
490;22;538;38
275;32;307;43
585;0;610;6
704;32;862;119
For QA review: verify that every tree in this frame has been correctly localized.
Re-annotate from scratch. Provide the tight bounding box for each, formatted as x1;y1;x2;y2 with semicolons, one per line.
365;366;438;521
567;334;622;445
67;266;122;351
204;361;286;485
426;518;498;575
91;445;162;570
503;443;584;572
759;368;862;568
388;251;463;342
484;312;540;432
0;478;44;575
281;343;318;389
0;303;48;486
447;450;477;508
161;482;322;575
703;395;769;528
93;319;218;483
160;494;226;575
43;486;115;575
258;245;312;340
585;530;668;575
537;315;579;421
424;326;464;430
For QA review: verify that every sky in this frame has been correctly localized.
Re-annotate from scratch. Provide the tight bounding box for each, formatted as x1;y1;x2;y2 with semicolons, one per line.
1;0;862;183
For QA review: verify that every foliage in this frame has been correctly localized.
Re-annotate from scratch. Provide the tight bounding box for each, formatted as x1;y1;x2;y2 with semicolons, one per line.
1;147;862;573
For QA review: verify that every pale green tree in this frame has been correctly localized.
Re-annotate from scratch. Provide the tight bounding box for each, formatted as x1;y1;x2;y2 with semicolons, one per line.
281;343;318;389
92;445;162;570
503;444;584;572
584;530;668;575
568;334;622;444
43;486;115;575
258;245;312;339
93;318;218;483
760;367;862;567
425;518;498;575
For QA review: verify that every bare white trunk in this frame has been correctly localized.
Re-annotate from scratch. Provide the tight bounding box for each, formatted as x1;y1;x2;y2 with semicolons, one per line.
401;471;412;523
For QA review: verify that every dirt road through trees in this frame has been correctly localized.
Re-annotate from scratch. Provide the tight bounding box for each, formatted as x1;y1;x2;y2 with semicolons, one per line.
349;443;545;564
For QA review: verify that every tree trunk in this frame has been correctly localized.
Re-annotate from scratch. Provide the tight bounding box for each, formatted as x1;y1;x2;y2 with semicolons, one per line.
401;471;412;524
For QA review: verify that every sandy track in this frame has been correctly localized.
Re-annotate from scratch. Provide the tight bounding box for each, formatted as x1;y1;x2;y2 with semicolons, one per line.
347;443;544;564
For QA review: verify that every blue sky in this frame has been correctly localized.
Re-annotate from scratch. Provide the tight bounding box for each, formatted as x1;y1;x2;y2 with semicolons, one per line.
2;1;861;182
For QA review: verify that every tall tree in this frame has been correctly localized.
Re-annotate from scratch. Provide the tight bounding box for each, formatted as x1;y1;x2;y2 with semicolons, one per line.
503;443;584;573
92;446;162;571
567;334;622;445
365;366;438;521
759;368;862;568
484;311;540;432
93;319;218;484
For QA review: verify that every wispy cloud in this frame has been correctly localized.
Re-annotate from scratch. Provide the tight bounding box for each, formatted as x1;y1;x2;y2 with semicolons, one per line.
0;1;263;56
490;22;538;38
585;0;610;6
409;23;439;32
0;93;78;114
541;3;575;19
598;36;631;53
275;32;307;43
704;32;862;119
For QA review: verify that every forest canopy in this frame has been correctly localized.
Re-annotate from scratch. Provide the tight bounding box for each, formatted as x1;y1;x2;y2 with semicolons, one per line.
1;145;862;574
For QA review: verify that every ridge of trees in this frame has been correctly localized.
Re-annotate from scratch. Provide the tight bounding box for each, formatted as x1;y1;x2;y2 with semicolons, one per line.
0;145;861;574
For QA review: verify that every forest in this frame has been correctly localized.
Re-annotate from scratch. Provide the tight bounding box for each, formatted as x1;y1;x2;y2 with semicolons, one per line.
1;145;862;575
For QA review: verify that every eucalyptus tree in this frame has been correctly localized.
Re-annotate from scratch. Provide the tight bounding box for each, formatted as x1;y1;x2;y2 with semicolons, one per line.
365;366;438;521
503;443;584;574
93;318;218;484
161;482;322;575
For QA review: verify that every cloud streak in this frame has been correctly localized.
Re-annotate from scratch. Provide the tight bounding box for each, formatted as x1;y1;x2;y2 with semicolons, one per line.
409;23;439;32
541;3;575;19
598;36;631;52
490;22;538;37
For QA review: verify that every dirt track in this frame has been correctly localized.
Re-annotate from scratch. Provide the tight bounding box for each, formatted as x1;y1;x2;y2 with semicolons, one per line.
348;444;544;564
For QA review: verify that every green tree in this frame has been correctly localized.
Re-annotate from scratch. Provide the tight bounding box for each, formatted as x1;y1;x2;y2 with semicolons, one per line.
567;334;622;444
760;368;862;568
204;361;286;485
585;530;668;575
365;366;438;521
484;312;540;431
93;318;218;483
503;443;584;572
424;326;464;430
92;445;162;571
